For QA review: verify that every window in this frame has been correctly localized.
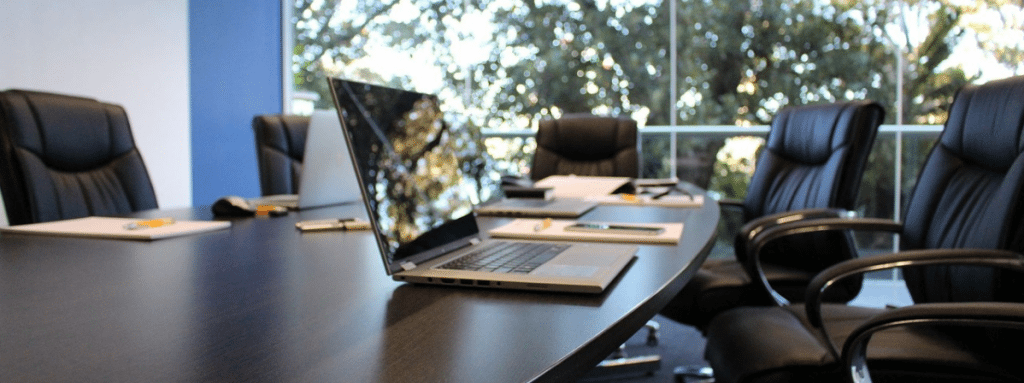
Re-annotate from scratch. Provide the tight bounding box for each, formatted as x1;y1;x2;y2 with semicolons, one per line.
285;0;1024;263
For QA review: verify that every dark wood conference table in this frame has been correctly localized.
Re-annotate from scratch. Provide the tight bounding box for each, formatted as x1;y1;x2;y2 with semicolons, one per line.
0;194;719;382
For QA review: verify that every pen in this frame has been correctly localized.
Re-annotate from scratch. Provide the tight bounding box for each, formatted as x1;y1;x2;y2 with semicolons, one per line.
533;218;552;232
295;218;368;232
123;217;176;230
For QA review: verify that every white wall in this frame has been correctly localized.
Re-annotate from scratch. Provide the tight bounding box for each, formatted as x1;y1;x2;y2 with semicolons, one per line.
0;1;192;221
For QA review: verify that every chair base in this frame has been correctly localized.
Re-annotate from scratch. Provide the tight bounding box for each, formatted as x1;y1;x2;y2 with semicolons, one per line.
673;365;714;383
580;320;662;381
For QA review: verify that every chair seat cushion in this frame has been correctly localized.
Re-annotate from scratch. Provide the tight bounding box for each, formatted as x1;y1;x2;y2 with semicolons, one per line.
659;259;818;329
704;304;1020;383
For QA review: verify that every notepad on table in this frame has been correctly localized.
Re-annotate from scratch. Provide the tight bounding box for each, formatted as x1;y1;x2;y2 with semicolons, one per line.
488;218;683;245
0;216;231;240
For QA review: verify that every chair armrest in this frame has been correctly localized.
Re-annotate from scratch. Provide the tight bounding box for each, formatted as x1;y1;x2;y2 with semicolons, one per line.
734;208;854;263
745;217;904;306
801;248;1024;361
843;302;1024;383
805;248;1024;327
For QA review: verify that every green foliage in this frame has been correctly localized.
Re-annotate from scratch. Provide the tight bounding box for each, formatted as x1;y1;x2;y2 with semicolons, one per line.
709;145;757;201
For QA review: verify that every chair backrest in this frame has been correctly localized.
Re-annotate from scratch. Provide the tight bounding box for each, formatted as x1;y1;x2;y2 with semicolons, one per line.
530;113;639;181
743;100;884;219
252;114;309;196
742;101;884;273
900;76;1024;304
0;90;158;225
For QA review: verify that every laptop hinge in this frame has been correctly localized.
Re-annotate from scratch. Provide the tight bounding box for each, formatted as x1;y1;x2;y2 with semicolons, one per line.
400;261;416;271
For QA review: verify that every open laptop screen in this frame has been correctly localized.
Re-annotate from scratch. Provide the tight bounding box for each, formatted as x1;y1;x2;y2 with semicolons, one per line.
329;78;502;272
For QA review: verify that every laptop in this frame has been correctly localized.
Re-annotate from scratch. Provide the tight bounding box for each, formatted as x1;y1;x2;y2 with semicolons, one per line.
254;110;363;210
328;77;636;293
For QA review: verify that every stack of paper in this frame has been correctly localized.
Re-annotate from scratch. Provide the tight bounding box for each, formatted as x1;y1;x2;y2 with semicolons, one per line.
0;216;231;240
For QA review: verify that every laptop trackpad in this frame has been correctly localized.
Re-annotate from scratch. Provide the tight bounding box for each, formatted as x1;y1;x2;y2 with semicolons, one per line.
532;264;599;277
531;252;619;278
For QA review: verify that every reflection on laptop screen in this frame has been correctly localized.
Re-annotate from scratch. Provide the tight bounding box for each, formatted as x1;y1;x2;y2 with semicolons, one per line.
329;78;502;269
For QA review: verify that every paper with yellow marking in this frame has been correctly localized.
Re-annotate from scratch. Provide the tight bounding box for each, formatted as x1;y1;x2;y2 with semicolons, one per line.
1;216;231;240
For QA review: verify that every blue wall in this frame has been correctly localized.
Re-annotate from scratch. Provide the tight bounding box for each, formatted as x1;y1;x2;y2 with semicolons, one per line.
189;1;282;206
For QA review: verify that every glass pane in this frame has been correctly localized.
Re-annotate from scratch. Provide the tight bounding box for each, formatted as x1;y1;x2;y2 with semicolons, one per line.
900;131;940;210
483;135;533;177
895;0;1024;124
672;0;899;126
291;0;670;128
639;132;672;179
855;133;898;257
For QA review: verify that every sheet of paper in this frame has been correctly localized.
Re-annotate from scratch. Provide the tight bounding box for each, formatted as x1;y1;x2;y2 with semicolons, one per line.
0;216;231;241
533;175;632;198
488;218;683;245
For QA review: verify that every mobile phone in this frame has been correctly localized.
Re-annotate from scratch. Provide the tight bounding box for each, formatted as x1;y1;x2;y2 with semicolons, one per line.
564;222;665;235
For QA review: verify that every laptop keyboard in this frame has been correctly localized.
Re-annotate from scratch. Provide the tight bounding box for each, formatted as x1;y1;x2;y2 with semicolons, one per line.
438;241;570;274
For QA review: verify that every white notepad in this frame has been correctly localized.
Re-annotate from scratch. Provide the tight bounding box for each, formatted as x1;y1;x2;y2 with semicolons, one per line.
488;218;683;245
0;216;231;240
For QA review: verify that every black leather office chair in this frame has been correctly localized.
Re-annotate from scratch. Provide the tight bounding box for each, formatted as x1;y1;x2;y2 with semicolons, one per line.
659;100;884;332
530;113;639;181
703;75;1024;383
0;90;158;225
252;114;309;196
